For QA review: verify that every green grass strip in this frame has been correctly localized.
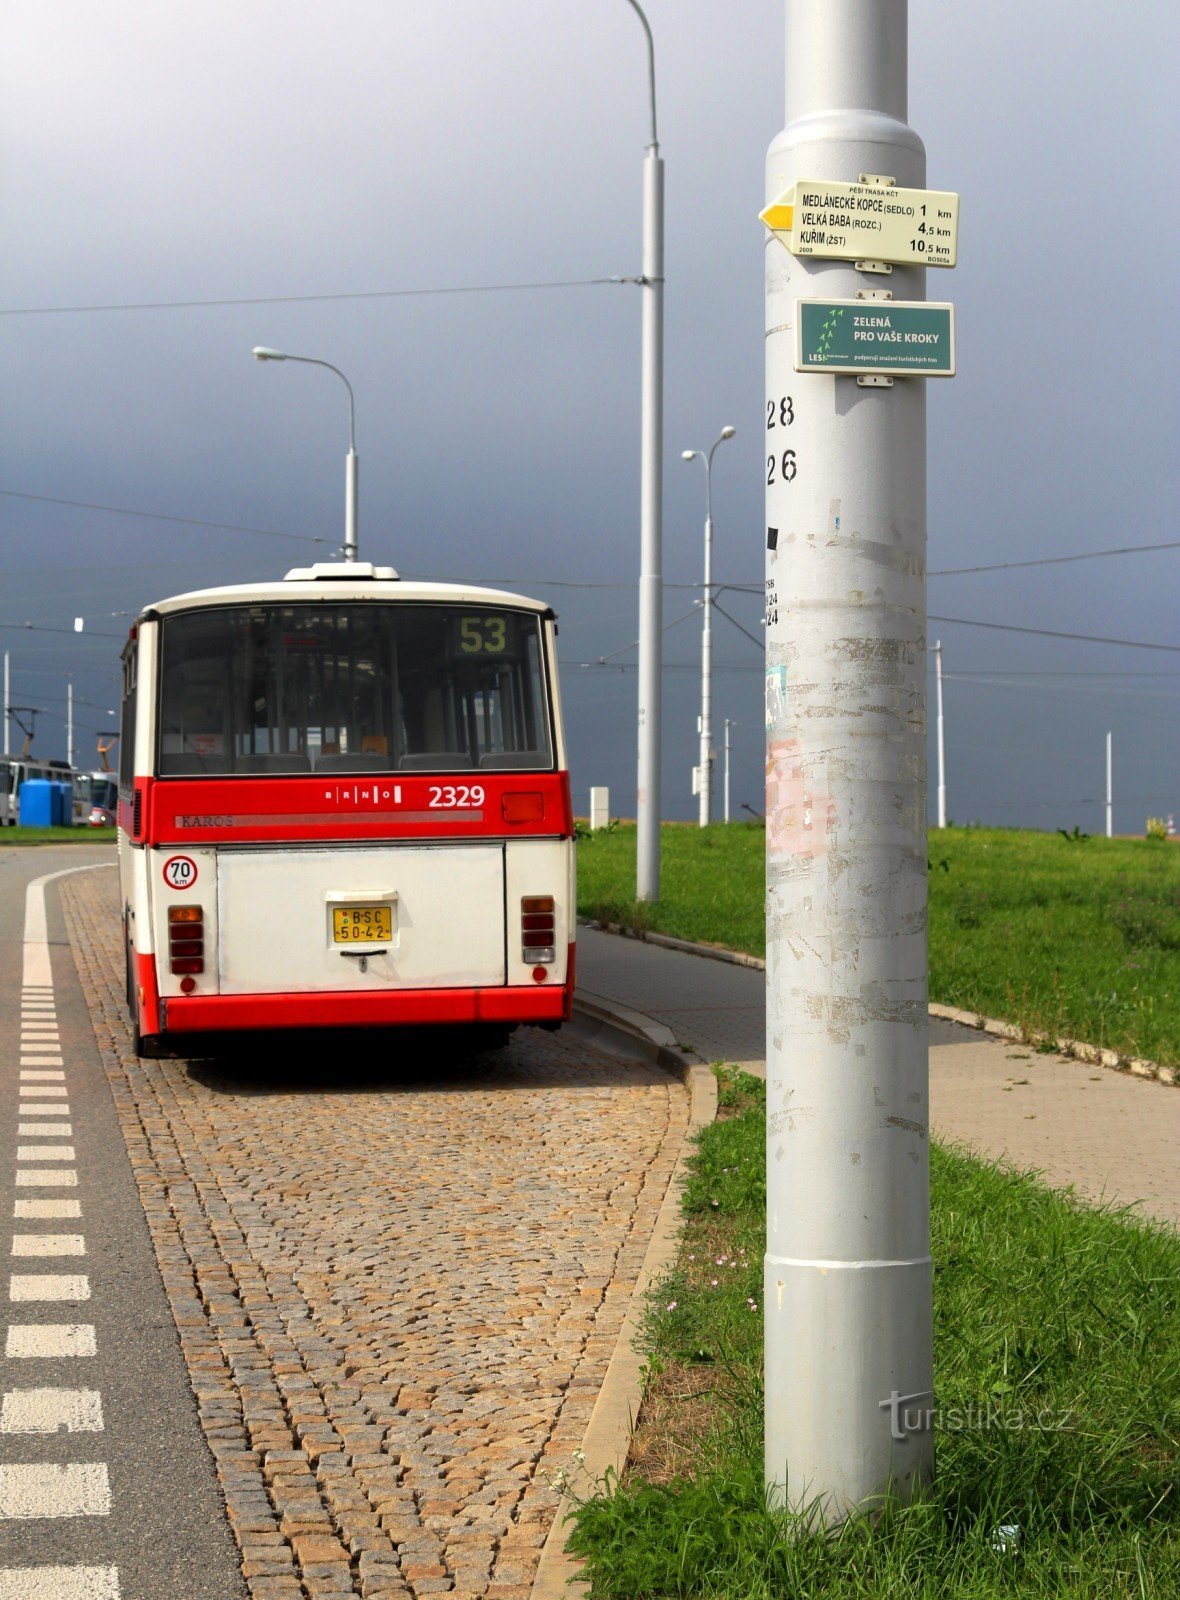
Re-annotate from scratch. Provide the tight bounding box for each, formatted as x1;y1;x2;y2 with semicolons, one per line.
576;822;1180;1065
567;1071;1180;1597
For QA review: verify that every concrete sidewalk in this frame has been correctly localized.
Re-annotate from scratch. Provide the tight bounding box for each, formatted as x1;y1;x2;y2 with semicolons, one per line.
576;924;1180;1229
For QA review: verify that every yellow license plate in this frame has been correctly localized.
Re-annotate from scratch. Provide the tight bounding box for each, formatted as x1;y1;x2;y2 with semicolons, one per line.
332;905;393;943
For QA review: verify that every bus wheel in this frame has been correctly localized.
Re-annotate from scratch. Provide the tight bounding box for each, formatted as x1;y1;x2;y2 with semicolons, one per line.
132;1021;167;1059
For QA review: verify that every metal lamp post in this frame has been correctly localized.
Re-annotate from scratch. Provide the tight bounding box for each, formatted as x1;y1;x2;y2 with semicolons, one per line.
252;347;359;562
624;0;665;901
682;425;736;826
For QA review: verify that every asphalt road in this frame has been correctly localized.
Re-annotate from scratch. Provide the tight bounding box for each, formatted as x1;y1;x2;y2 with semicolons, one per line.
0;840;246;1600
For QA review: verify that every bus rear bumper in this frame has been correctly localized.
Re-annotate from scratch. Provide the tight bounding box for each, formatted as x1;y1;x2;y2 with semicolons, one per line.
160;984;570;1033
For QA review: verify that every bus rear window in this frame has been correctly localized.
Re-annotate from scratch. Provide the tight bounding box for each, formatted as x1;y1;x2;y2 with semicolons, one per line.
157;603;554;776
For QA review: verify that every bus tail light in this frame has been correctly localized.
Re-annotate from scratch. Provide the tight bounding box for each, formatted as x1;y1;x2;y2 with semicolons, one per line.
521;896;556;964
168;904;204;974
503;792;544;823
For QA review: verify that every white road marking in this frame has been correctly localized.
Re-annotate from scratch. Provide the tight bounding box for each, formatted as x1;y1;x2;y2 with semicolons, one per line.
18;1036;60;1044
14;1200;81;1219
9;1276;90;1302
19;1124;74;1137
12;1237;85;1257
0;1567;120;1600
16;1147;76;1163
15;1171;78;1188
18;1086;68;1097
17;1105;71;1117
0;1388;103;1434
19;1072;66;1081
0;1462;111;1518
5;1325;96;1359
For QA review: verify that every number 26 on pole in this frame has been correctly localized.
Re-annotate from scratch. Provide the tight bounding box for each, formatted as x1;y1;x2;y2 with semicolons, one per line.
767;449;797;485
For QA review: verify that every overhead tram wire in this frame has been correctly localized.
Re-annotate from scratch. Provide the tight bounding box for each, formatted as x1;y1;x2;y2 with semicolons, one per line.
0;490;327;546
930;538;1180;576
0;277;640;317
929;616;1180;653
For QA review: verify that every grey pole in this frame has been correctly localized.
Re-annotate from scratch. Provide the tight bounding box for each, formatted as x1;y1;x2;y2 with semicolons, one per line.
626;0;664;901
683;427;736;827
716;723;725;825
67;682;74;770
764;0;934;1521
3;653;9;757
935;639;946;828
1106;731;1113;837
252;348;359;562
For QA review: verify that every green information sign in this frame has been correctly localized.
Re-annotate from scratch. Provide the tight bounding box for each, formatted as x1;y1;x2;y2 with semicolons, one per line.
795;299;955;377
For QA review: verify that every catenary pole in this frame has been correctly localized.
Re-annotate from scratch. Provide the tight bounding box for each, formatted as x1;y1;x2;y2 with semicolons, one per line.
67;682;74;770
628;0;664;901
763;0;934;1522
935;638;946;827
3;653;9;756
716;726;725;825
683;426;736;826
1106;731;1113;837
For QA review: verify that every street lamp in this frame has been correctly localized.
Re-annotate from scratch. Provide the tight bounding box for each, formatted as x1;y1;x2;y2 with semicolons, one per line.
252;347;359;562
623;0;664;903
682;425;735;826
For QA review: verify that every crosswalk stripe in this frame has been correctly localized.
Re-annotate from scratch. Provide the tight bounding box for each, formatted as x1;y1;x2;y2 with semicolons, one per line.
5;1325;96;1359
0;1463;111;1518
9;1276;90;1303
15;1171;78;1188
14;1200;81;1220
18;1124;74;1137
0;1389;104;1434
16;1106;70;1117
16;1147;75;1163
12;1236;85;1257
0;1567;120;1599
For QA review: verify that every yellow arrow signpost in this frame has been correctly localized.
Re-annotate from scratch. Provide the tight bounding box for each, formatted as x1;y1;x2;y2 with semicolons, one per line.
760;177;959;267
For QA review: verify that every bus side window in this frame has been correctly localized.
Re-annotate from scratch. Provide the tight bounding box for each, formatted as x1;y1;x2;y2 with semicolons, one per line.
120;648;137;792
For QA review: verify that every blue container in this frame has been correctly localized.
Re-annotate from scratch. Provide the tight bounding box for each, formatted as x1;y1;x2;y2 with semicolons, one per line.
18;779;54;827
50;781;74;826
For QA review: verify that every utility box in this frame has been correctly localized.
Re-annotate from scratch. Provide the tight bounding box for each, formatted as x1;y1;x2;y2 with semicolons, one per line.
18;779;54;827
50;780;74;826
18;779;74;827
589;787;610;830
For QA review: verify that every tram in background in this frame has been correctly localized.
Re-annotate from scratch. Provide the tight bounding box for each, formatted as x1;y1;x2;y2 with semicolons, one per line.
73;770;119;826
117;561;575;1057
0;755;59;825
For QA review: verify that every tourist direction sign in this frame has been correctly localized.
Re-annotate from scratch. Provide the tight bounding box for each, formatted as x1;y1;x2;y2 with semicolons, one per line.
795;300;955;377
761;180;959;267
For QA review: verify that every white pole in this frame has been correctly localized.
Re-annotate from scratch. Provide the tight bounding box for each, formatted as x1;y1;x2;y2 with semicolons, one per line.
630;1;664;902
935;639;946;828
67;682;74;769
344;446;359;563
1106;731;1112;837
684;428;735;828
764;0;933;1523
716;723;725;825
698;496;714;828
3;652;9;757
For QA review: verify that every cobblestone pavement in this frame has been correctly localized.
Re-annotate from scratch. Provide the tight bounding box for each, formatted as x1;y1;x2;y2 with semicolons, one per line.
62;867;687;1600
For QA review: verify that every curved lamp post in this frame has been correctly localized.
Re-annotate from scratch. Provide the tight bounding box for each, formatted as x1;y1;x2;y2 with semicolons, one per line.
252;347;359;562
682;425;735;826
624;0;664;901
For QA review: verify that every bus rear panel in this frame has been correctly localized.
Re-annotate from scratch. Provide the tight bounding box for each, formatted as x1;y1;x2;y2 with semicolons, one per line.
118;569;575;1051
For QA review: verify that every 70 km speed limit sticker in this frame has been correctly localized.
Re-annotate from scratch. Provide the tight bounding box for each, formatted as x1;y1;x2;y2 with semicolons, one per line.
162;855;199;890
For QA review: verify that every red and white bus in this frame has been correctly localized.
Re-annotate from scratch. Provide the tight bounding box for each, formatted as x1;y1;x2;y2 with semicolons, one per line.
117;561;574;1057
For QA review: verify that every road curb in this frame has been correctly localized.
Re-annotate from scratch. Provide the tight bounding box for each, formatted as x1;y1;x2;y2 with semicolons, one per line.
531;999;717;1599
581;918;1176;1088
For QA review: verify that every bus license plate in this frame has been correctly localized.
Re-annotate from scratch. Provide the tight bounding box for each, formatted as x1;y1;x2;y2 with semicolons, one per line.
332;906;393;943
